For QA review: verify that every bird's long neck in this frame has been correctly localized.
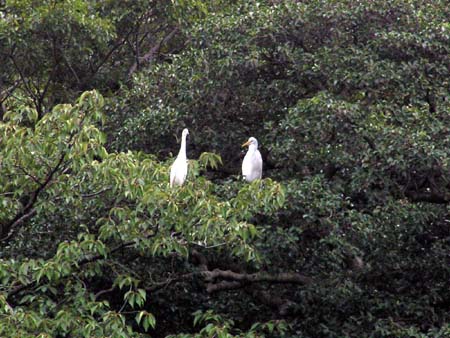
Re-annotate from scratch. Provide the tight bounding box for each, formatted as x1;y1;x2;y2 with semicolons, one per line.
248;144;257;153
178;134;187;158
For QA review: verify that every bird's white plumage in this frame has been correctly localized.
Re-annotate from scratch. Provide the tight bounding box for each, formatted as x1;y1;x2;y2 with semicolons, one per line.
242;137;262;182
170;128;189;187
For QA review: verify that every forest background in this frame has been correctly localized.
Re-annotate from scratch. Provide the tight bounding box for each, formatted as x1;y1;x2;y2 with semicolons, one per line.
0;0;449;337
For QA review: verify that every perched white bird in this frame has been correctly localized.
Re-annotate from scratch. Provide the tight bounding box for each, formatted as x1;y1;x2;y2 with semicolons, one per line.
241;136;263;182
170;128;189;187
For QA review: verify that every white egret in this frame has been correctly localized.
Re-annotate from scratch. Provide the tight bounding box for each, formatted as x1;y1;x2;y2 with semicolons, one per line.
241;136;262;182
170;128;189;187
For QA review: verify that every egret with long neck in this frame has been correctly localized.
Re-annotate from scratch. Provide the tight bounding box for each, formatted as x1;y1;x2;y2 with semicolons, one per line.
170;128;189;187
241;136;262;182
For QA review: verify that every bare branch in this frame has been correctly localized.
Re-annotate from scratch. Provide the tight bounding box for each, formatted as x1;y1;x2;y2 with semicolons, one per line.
62;54;81;85
202;269;312;285
127;27;179;77
36;59;60;117
12;164;43;185
94;287;115;300
81;187;112;198
206;280;243;293
8;55;38;105
91;29;134;76
0;209;37;242
0;79;22;105
78;226;158;266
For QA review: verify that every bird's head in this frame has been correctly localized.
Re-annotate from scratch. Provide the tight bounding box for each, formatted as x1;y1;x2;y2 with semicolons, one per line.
242;137;258;148
182;128;189;138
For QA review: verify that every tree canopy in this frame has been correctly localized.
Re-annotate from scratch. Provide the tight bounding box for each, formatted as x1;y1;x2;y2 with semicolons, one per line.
1;1;449;337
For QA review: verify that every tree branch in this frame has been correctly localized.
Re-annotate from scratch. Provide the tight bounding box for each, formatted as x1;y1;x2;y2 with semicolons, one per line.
206;280;244;293
78;226;159;266
0;153;67;242
202;269;312;285
190;250;312;293
0;209;37;242
81;187;112;198
36;59;60;118
13;164;43;185
9;55;39;105
0;79;22;105
91;28;135;76
127;27;179;77
1;132;77;243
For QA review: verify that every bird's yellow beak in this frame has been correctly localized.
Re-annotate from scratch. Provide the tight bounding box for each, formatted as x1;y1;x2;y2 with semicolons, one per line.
242;140;251;147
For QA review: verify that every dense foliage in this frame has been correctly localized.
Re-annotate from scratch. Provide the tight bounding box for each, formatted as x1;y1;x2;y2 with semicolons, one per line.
1;0;449;337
